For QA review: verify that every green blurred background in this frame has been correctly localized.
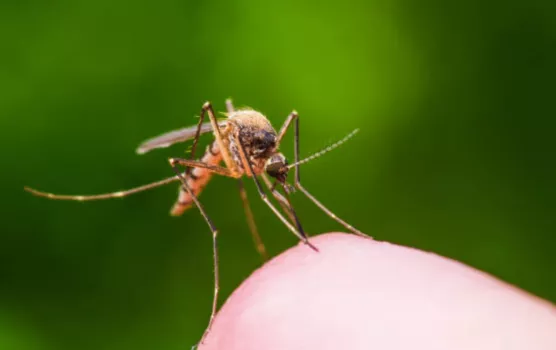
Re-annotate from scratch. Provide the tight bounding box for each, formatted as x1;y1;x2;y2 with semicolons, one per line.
2;0;555;349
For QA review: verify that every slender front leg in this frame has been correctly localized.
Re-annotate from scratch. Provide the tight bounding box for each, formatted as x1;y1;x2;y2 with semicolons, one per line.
168;159;220;346
261;174;297;226
226;98;268;261
288;113;368;238
236;136;317;251
270;178;309;239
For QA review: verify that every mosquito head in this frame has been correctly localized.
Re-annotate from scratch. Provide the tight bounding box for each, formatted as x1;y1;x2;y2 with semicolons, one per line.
265;153;289;183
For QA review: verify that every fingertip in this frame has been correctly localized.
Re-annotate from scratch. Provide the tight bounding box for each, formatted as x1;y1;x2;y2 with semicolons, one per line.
199;233;556;350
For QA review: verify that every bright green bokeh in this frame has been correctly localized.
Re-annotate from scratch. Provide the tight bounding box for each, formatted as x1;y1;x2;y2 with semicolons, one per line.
2;0;555;349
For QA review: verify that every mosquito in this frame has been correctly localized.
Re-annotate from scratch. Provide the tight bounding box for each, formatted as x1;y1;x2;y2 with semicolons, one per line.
24;99;366;345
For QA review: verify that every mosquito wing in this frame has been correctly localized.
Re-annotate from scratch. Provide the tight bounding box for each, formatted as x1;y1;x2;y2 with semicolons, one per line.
136;121;227;155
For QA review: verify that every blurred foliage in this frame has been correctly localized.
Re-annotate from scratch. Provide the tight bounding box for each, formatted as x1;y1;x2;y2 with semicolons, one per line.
1;0;555;349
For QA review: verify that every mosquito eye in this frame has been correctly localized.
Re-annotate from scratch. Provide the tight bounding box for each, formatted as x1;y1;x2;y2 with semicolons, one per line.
253;131;275;149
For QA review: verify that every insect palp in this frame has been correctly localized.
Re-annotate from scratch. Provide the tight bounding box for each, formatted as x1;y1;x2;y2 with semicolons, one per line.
265;153;289;183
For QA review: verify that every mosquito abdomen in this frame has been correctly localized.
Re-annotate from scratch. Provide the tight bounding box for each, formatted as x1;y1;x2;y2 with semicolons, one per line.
171;141;222;216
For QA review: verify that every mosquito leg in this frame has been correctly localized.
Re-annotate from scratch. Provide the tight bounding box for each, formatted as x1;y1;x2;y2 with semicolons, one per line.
168;160;220;346
188;104;209;169
236;138;317;251
24;174;185;201
296;184;367;237
276;110;298;146
270;179;310;239
261;174;297;225
169;158;239;178
202;102;238;175
171;102;235;217
225;99;268;259
237;179;268;261
289;114;368;238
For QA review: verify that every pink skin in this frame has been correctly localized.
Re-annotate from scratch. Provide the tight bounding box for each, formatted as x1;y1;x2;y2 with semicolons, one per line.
199;233;556;350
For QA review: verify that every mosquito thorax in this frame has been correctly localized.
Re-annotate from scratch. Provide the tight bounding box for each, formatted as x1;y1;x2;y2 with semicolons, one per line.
265;153;289;182
250;129;277;157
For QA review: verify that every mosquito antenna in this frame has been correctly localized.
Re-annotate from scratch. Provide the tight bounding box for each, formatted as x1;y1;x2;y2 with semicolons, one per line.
24;173;185;201
288;128;359;169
